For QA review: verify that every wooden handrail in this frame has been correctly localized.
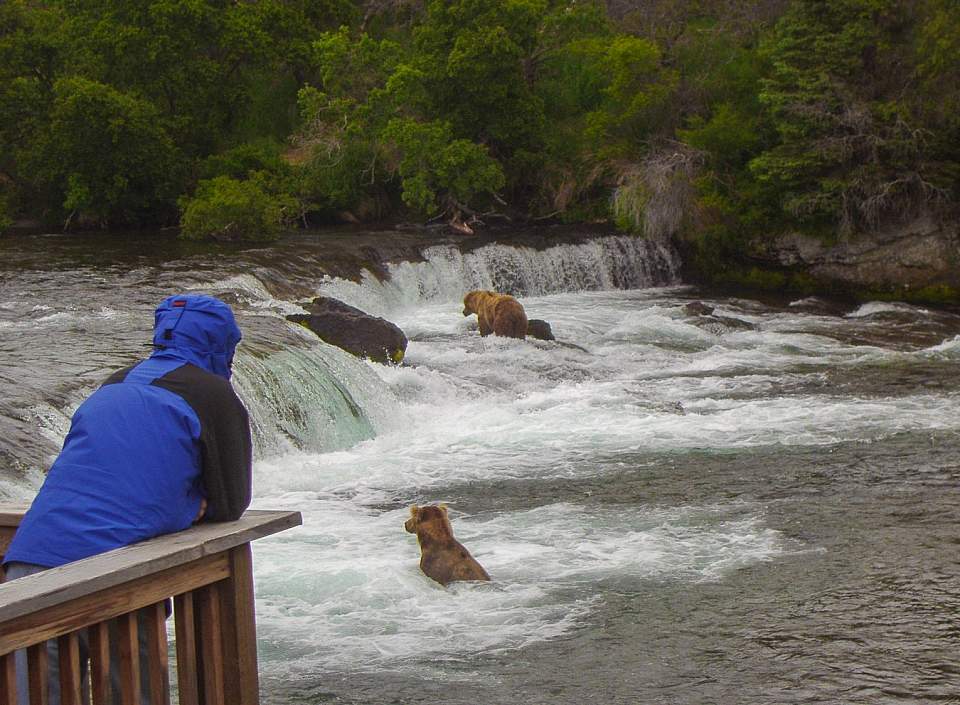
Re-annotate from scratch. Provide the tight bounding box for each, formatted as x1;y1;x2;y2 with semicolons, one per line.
0;507;302;705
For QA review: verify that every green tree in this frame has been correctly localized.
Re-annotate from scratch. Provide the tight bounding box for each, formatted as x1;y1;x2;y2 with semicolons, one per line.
53;0;343;157
0;1;67;220
750;0;942;232
25;77;183;227
401;0;611;206
292;32;403;220
179;174;293;241
382;118;505;215
0;185;12;233
410;0;547;154
675;38;774;239
582;35;677;157
914;0;960;199
54;1;234;155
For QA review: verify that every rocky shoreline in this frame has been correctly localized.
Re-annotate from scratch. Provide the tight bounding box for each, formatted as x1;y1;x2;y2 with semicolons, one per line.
743;216;960;305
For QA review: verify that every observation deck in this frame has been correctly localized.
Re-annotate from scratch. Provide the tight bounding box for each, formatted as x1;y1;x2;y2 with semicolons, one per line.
0;506;302;704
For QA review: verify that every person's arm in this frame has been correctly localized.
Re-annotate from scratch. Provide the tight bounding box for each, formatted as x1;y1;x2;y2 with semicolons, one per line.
198;388;252;521
154;365;253;522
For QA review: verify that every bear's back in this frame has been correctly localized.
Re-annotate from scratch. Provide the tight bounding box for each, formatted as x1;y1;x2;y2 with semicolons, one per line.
421;539;491;586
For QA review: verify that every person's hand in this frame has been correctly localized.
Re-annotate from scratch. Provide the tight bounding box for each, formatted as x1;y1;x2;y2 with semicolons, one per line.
194;498;208;523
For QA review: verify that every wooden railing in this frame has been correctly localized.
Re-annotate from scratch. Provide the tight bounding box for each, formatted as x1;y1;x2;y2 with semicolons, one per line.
0;507;301;705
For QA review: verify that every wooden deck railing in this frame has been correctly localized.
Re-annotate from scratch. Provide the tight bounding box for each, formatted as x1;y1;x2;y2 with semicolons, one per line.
0;507;301;705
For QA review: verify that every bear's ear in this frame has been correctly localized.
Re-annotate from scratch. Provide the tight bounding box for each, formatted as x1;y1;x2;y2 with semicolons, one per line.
409;505;419;517
438;503;448;513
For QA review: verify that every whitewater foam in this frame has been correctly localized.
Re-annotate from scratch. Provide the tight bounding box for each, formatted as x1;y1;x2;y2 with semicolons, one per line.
251;499;788;677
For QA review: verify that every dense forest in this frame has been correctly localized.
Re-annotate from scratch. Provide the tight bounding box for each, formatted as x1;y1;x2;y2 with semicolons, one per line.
2;0;958;276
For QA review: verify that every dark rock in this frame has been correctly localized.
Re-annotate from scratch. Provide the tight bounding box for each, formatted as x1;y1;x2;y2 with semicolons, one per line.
690;317;754;336
709;314;756;331
753;215;960;293
288;296;407;364
685;302;757;334
527;319;555;341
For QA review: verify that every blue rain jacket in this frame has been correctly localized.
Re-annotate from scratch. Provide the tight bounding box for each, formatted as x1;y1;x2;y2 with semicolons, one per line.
5;295;252;568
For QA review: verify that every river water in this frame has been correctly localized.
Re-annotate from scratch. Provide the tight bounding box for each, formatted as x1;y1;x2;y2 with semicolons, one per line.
2;230;959;704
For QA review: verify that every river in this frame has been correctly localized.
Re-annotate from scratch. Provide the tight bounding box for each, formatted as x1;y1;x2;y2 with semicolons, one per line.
2;229;959;704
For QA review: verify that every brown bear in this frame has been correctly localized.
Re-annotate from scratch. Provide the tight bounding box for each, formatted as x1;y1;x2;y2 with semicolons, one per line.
404;504;491;586
462;290;528;339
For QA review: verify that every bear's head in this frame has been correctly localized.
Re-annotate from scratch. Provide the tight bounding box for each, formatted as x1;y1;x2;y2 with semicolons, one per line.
462;290;490;317
405;504;454;539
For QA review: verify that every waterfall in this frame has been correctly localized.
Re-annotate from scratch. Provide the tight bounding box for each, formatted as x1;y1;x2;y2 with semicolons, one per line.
232;234;681;455
0;233;682;487
231;333;403;458
315;235;681;317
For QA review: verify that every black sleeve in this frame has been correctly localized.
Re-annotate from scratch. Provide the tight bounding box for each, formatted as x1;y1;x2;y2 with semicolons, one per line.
153;364;253;521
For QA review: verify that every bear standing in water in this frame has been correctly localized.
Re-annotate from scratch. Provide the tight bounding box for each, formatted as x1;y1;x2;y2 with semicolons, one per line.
462;290;528;339
405;504;491;586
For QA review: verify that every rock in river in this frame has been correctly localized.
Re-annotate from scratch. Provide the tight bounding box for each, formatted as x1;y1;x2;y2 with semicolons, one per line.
288;296;408;364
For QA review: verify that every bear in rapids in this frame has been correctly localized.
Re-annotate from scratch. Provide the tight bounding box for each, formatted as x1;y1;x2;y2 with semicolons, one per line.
462;290;528;339
404;504;491;586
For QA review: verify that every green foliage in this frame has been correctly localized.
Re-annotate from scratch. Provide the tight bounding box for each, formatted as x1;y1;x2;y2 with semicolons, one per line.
680;103;763;166
292;57;397;221
669;15;779;247
225;0;359;79
56;1;237;156
0;1;64;204
25;77;183;226
179;175;292;242
293;4;607;218
0;0;957;249
199;140;290;182
313;27;402;103
411;0;547;150
382;118;505;215
295;134;382;219
914;0;960;197
897;284;960;306
584;35;677;154
749;0;943;231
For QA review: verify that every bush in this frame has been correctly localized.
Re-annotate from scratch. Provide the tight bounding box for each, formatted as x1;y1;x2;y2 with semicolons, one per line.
26;77;183;226
382;118;505;216
199;140;290;182
179;176;289;242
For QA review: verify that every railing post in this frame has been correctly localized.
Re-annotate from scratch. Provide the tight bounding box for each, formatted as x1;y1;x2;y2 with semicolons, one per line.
87;621;111;705
143;603;170;704
1;653;17;705
116;613;141;705
26;643;48;705
218;544;260;705
56;633;82;705
174;593;199;705
195;583;225;705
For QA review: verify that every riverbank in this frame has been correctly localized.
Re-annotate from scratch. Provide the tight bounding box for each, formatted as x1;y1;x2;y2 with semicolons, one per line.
8;215;960;310
683;215;960;308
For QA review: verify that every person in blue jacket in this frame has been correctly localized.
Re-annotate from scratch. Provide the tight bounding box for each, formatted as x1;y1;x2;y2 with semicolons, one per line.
4;293;253;705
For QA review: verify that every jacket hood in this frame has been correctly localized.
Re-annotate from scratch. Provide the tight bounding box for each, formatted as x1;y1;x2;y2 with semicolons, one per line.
150;294;242;379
